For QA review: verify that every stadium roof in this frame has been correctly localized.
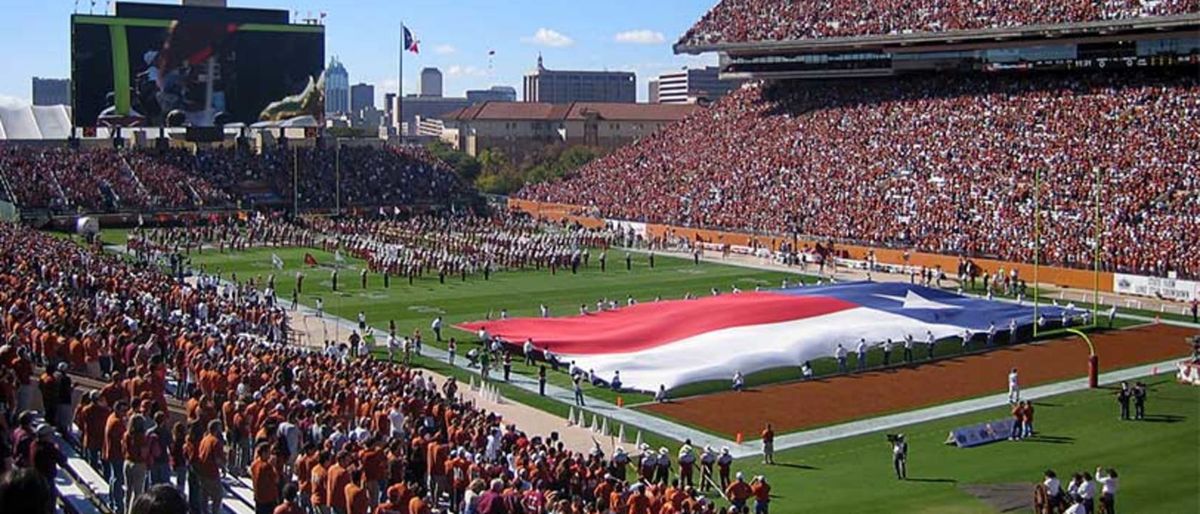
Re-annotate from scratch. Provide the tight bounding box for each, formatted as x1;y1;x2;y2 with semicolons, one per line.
443;102;698;122
676;8;1200;55
0;104;72;140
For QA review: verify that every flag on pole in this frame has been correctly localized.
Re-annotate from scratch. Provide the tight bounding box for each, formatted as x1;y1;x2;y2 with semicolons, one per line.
304;253;318;267
402;25;420;54
271;253;284;270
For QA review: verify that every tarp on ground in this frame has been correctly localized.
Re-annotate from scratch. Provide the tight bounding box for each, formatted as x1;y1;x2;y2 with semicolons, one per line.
459;282;1070;391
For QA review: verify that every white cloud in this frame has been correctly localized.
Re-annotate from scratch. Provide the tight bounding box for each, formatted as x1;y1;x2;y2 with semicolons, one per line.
522;28;574;48
614;30;666;45
433;44;457;55
446;65;486;78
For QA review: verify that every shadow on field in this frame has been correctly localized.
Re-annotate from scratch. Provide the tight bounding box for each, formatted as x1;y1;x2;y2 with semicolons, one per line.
907;477;957;483
1139;414;1186;423
774;463;819;470
1023;435;1075;444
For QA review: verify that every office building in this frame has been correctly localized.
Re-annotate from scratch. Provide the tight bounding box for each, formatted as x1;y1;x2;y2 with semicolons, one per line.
651;67;739;104
523;56;635;103
420;67;443;98
442;101;695;157
324;56;349;114
647;79;660;104
32;77;71;106
350;83;374;113
466;86;517;103
394;95;471;136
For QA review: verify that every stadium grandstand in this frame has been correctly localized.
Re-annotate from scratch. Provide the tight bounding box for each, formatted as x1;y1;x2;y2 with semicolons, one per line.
0;144;473;215
518;1;1200;280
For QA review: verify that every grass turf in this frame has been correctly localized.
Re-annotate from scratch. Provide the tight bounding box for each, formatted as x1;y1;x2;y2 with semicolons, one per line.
730;374;1198;513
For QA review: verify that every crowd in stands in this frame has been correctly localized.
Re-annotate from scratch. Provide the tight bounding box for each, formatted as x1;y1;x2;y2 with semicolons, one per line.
0;222;764;514
0;144;471;214
677;0;1200;46
309;212;617;280
519;70;1200;279
0;147;230;213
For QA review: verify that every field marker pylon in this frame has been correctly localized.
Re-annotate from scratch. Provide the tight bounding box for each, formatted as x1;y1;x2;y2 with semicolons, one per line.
567;406;577;426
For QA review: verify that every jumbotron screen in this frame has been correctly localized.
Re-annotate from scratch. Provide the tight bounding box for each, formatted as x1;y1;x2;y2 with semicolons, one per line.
71;12;324;127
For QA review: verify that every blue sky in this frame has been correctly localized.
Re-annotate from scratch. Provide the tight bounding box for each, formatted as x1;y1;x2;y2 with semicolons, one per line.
1;0;719;107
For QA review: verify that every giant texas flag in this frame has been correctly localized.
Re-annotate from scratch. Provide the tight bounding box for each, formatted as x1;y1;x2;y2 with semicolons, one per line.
459;282;1066;391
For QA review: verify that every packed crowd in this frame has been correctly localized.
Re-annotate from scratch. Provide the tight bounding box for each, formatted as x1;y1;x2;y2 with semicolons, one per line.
309;212;618;280
0;144;471;214
519;70;1200;279
677;0;1200;46
0;222;765;514
0;147;230;213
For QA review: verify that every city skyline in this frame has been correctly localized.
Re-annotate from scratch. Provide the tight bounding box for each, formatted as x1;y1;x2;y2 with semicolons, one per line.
0;0;718;109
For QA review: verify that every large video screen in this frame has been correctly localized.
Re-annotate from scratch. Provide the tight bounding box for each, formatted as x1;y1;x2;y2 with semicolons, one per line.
72;15;324;127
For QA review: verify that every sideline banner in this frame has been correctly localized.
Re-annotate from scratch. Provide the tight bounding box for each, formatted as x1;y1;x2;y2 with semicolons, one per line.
1113;273;1198;302
946;419;1016;448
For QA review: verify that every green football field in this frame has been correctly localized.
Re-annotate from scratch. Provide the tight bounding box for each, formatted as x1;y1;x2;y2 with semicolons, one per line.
730;375;1199;513
103;236;1200;513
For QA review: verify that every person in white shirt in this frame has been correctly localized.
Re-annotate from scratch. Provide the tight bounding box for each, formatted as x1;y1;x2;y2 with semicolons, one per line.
800;361;814;380
851;339;866;370
1008;368;1020;403
1009;318;1018;345
523;338;535;366
1043;470;1062;508
903;334;915;363
1095;467;1118;514
732;371;745;392
540;304;549;318
925;330;936;360
314;298;323;318
834;344;848;372
431;316;443;341
1078;472;1096;513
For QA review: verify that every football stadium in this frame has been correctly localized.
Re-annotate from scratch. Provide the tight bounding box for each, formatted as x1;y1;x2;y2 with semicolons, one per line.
0;1;1198;513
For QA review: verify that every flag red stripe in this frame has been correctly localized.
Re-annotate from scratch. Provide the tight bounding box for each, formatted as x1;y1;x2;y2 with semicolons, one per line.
456;292;857;355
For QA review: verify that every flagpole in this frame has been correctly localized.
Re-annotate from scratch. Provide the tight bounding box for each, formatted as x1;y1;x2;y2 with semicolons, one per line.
403;22;408;140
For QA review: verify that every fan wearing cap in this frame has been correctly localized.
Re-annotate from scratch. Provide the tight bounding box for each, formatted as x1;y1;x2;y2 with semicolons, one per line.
655;447;672;484
717;447;733;491
724;472;753;511
30;423;66;497
751;476;771;514
677;440;697;488
699;446;716;492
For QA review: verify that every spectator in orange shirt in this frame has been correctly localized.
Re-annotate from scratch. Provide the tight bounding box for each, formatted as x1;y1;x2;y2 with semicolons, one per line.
310;451;332;514
252;443;281;514
195;419;226;514
407;485;430;514
345;469;370;514
327;452;352;514
273;484;305;514
751;476;771;514
103;400;129;513
724;472;753;512
626;483;652;514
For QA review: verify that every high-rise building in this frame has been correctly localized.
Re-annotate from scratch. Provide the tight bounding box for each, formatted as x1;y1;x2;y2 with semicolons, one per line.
384;92;396;127
650;67;738;104
420;68;443;98
350;83;375;112
647;79;660;104
324;57;349;114
523;56;635;104
466;86;517;103
32;77;71;106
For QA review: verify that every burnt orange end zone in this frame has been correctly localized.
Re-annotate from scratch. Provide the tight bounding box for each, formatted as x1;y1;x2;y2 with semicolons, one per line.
638;324;1196;439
